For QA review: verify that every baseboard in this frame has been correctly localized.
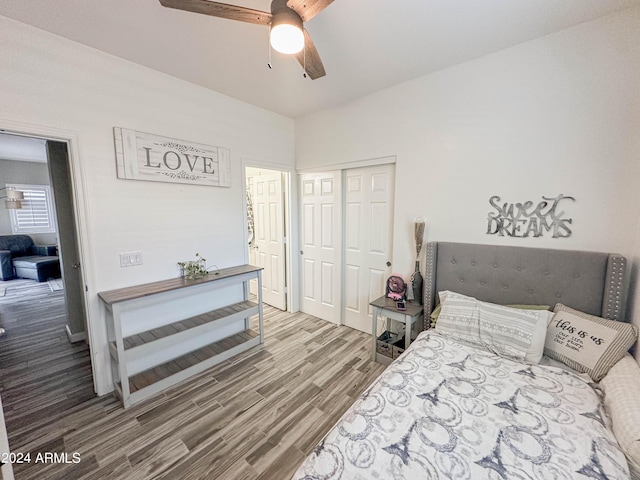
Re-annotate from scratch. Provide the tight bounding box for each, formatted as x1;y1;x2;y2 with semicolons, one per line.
66;324;86;343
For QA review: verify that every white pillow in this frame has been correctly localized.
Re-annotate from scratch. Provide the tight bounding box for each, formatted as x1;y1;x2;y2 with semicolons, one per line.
435;291;551;363
528;309;554;364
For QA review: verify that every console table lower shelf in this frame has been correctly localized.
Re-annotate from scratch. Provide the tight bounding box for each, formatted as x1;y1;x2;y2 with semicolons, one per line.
99;265;264;409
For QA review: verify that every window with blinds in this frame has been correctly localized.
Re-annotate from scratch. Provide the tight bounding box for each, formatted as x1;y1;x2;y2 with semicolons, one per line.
8;184;57;234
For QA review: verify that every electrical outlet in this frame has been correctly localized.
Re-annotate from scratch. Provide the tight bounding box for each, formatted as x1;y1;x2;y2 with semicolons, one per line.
120;252;143;267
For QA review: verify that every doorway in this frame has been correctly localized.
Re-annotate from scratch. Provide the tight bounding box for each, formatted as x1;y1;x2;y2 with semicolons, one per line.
0;129;94;461
0;133;87;340
0;131;91;394
299;162;396;331
245;166;292;311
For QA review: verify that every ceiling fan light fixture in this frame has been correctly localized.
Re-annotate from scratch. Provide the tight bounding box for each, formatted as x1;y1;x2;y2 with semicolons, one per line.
270;24;304;54
158;0;327;79
269;8;304;54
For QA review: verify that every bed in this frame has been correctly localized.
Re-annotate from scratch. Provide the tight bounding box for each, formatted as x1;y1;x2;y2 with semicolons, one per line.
292;242;640;480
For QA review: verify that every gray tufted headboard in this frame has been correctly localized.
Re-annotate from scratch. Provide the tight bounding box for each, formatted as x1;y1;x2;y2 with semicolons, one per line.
423;242;628;331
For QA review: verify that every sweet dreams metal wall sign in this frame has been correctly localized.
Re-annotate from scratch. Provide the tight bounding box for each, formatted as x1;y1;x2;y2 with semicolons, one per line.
486;194;575;238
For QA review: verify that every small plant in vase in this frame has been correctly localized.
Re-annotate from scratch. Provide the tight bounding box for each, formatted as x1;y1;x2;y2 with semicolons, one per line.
178;253;209;280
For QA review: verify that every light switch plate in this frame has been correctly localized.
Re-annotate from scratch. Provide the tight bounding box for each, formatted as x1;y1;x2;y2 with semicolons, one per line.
120;252;143;267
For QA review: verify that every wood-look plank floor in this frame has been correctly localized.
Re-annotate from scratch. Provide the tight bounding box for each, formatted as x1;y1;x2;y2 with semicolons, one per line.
0;280;387;480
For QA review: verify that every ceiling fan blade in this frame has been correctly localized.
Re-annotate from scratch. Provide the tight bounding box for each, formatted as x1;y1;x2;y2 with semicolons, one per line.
287;0;334;22
159;0;272;25
295;28;326;80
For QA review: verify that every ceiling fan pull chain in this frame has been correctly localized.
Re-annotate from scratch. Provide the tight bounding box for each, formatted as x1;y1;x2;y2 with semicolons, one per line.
302;41;307;78
267;27;273;70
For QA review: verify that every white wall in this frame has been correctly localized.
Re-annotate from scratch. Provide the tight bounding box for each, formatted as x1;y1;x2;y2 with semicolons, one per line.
296;7;640;356
0;16;295;394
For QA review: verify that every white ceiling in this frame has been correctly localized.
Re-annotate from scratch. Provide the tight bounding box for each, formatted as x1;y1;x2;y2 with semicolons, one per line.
0;0;638;118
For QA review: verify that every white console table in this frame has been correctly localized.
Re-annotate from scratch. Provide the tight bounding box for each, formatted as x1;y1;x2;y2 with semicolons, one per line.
99;265;263;409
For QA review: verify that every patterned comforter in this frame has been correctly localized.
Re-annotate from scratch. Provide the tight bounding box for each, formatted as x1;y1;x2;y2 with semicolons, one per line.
292;331;629;479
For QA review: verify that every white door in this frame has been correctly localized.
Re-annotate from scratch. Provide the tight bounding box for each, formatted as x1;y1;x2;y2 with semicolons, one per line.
299;172;342;324
344;164;395;333
248;169;287;310
47;141;88;339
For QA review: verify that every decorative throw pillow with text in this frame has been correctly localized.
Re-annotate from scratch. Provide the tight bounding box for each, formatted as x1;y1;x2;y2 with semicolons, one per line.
544;303;638;381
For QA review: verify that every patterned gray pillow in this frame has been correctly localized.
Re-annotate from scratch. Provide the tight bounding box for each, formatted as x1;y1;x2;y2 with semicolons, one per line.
435;291;548;362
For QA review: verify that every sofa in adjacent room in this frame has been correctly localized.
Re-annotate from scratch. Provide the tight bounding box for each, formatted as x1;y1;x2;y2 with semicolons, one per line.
0;235;60;282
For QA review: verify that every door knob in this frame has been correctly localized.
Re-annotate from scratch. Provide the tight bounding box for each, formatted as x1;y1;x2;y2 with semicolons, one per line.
300;250;304;255
386;261;391;267
73;263;81;269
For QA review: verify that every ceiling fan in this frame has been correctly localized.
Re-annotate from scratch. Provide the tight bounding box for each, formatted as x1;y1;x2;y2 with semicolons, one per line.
159;0;334;79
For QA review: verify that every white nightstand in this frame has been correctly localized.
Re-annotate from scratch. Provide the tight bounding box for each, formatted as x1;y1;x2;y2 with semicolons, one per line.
370;295;423;365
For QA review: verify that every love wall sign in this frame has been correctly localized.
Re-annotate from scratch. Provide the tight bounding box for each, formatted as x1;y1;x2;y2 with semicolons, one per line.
113;128;231;187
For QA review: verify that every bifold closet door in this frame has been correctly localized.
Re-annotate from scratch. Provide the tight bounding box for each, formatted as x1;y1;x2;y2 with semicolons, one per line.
343;164;395;333
299;172;342;324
